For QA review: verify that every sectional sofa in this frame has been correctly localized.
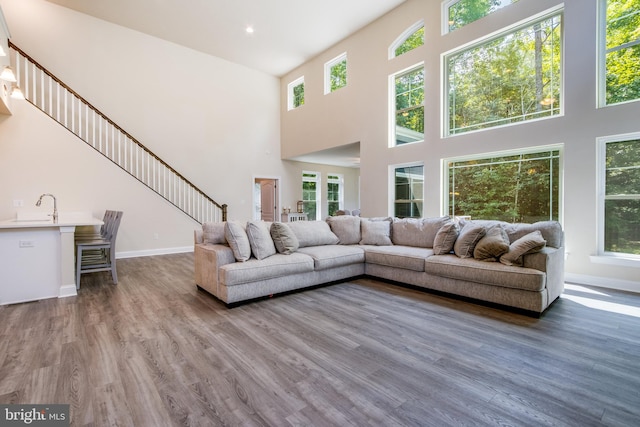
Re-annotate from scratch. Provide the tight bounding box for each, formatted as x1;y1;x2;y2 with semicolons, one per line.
194;216;564;315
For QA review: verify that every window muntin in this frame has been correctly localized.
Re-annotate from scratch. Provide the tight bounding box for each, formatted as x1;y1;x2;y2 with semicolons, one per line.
446;148;561;223
302;171;320;220
602;0;640;106
393;65;425;145
327;174;344;216
390;22;424;59
445;0;520;33
600;136;640;256
445;12;562;136
288;77;305;110
394;165;424;218
325;53;347;94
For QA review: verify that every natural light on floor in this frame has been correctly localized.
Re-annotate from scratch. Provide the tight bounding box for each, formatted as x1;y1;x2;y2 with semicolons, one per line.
562;284;640;318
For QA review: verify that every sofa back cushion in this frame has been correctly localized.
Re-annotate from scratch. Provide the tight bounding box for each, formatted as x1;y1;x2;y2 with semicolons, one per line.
392;216;451;248
270;222;299;254
224;221;252;262
463;219;563;249
288;221;339;248
246;220;276;260
326;215;361;245
202;222;226;245
360;217;393;246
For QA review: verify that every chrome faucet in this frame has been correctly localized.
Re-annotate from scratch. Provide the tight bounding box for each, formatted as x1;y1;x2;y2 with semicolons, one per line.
36;193;58;223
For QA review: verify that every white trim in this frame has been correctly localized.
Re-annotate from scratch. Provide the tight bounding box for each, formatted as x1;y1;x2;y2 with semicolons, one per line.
389;162;424;218
324;52;347;95
302;170;321;220
116;246;193;259
389;62;425;148
252;175;282;221
389;20;424;59
327;173;344;214
565;272;640;294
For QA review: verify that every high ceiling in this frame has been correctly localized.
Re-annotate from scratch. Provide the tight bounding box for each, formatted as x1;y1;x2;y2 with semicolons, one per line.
46;0;406;77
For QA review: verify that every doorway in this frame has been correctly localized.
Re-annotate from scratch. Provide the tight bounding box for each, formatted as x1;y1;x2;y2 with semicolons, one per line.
254;178;279;221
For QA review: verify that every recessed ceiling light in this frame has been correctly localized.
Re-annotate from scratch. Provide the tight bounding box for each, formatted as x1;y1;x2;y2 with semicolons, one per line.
246;26;254;34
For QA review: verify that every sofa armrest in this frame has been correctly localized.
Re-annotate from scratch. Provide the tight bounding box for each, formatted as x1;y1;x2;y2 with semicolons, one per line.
194;243;235;298
523;246;565;303
194;229;204;244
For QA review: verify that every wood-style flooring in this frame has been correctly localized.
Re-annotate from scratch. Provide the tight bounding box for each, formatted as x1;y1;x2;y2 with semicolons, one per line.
1;253;639;426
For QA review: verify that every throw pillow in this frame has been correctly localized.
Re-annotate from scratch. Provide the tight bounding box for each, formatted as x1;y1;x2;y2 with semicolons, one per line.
326;215;361;245
246;220;276;260
202;222;226;245
453;223;486;258
287;221;339;248
500;230;546;266
360;218;393;246
473;225;510;261
270;222;299;254
224;221;251;262
433;221;459;255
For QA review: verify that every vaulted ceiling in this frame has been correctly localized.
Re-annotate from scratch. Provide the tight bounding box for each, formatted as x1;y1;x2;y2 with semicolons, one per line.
46;0;406;77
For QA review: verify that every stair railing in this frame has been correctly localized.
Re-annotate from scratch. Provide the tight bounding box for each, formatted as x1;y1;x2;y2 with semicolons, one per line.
8;42;227;223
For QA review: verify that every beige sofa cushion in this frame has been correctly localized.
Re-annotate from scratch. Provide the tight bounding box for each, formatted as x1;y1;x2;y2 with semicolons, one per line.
246;220;276;260
297;245;365;270
500;230;546;266
326;215;361;245
433;221;459;255
220;253;314;286
224;221;251;262
202;222;226;245
270;222;299;254
392;216;450;248
454;223;486;258
360;218;392;245
473;225;510;261
363;245;433;272
288;221;339;248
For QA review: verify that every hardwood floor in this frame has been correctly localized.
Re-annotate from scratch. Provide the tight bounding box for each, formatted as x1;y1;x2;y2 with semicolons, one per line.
1;253;639;426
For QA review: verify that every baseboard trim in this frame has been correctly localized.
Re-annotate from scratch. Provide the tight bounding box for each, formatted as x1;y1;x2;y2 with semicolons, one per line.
116;246;193;259
565;273;640;294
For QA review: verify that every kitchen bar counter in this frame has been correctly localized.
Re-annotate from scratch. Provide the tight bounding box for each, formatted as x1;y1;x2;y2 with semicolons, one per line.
0;213;103;305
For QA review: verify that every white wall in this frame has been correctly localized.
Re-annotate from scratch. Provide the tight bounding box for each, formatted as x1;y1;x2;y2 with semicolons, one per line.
280;0;640;292
0;0;361;257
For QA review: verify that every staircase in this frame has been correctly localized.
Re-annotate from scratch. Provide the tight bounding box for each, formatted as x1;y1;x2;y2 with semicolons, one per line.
8;42;227;224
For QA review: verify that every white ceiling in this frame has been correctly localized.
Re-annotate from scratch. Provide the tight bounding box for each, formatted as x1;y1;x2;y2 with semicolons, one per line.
44;0;399;168
46;0;406;77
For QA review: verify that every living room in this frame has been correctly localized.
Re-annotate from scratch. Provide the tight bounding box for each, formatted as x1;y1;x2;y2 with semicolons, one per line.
1;0;640;424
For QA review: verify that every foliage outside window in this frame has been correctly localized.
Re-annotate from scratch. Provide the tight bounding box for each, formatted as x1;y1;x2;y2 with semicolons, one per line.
447;149;560;223
327;174;344;216
326;54;347;94
446;0;520;32
392;24;424;58
446;12;562;136
394;165;424;218
288;77;305;110
394;66;424;145
601;137;640;256
603;0;640;106
302;171;320;220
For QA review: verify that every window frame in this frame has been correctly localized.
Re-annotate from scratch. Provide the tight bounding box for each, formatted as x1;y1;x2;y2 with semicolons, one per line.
442;5;564;137
390;63;425;147
389;20;425;59
597;0;640;107
442;0;521;34
443;145;563;223
390;162;425;218
327;173;344;216
302;170;321;220
324;53;348;94
287;76;305;111
597;132;640;260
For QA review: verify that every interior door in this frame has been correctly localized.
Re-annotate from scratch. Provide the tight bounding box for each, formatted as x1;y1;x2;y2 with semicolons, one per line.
260;179;277;222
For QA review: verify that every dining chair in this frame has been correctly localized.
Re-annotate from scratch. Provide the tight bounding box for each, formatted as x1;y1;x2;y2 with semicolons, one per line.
75;211;123;290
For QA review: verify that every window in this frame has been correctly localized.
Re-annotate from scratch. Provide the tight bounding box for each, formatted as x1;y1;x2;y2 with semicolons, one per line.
393;165;424;218
302;171;320;220
288;77;305;110
600;0;640;106
445;10;562;136
446;147;561;223
390;21;424;59
327;174;344;216
445;0;521;33
393;65;424;145
325;53;347;94
599;134;640;256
